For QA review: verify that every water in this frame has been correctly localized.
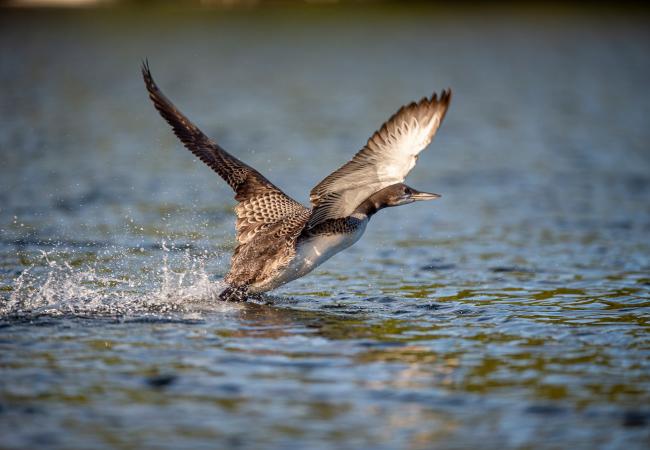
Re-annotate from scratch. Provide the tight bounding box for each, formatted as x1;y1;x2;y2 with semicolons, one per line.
1;5;650;449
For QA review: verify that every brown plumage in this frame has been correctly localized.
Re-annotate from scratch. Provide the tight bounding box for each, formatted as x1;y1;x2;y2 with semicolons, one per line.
142;62;451;300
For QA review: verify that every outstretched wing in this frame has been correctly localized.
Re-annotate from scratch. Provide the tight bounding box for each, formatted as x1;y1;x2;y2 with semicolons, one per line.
308;90;451;228
142;61;309;244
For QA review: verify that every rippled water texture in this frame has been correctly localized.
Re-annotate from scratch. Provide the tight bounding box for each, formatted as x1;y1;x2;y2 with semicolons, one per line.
1;5;649;449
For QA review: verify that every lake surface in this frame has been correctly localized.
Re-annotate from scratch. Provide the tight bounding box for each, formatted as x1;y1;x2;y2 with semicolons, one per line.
1;5;649;449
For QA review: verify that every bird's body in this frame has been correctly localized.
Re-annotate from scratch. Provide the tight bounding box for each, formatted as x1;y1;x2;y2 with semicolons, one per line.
253;216;368;293
142;62;451;301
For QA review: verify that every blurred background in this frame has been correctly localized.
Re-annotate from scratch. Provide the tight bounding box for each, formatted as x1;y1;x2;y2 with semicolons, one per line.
1;1;649;449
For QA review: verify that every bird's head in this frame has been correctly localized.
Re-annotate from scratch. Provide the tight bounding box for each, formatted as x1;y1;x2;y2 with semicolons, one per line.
378;183;441;208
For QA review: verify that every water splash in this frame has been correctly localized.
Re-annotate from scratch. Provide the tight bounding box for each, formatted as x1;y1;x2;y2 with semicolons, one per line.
0;244;238;319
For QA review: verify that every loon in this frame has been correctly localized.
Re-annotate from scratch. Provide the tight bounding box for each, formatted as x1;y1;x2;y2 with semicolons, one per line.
142;62;452;301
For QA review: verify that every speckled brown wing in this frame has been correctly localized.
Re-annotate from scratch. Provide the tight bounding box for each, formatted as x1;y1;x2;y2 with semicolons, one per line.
142;62;310;246
234;192;310;245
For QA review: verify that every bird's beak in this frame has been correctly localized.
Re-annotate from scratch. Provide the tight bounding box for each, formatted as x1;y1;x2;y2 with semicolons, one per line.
410;190;441;201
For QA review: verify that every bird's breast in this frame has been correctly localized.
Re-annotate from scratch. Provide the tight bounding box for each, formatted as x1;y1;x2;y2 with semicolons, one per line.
287;218;367;277
299;225;366;267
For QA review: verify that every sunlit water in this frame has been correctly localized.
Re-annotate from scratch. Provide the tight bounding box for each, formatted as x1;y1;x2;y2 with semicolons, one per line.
1;6;649;449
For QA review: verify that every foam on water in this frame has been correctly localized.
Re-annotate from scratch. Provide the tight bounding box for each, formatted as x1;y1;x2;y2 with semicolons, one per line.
0;243;240;319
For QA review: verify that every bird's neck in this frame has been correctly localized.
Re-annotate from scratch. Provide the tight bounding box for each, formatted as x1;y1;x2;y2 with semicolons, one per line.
352;193;386;219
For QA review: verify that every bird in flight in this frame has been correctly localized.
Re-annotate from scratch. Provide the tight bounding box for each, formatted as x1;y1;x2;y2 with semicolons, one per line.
142;62;451;301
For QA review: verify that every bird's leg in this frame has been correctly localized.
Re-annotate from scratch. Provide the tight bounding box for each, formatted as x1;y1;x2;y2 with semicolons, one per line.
219;285;250;302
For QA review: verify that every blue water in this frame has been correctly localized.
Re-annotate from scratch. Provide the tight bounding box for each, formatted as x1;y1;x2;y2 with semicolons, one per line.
1;6;649;449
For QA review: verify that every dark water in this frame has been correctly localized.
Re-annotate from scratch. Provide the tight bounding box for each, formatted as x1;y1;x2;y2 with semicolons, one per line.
1;6;650;449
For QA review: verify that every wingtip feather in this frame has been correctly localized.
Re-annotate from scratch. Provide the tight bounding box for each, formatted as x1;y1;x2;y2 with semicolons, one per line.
141;58;150;78
141;59;160;96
